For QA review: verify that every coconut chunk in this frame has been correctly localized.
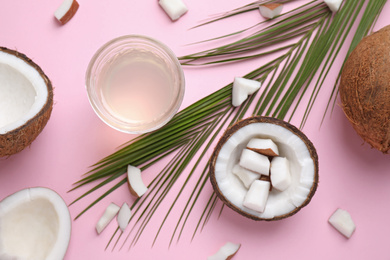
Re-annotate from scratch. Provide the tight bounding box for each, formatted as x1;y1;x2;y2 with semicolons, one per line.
232;77;261;107
232;164;260;189
324;0;343;12
96;203;120;234
117;203;132;232
208;242;241;260
239;149;270;176
247;138;279;157
54;0;79;25
259;3;283;19
270;157;291;191
127;165;148;197
243;180;270;213
0;188;71;260
328;208;356;238
159;0;188;21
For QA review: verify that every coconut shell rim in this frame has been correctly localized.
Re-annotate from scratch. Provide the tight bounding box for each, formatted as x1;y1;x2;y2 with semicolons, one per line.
209;116;319;221
0;47;54;157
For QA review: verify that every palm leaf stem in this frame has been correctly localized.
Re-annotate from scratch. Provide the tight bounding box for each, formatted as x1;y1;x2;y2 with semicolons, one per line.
71;0;388;249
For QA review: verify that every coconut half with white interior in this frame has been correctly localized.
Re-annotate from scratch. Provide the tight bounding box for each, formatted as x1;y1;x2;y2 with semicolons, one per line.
209;116;318;221
0;47;53;157
0;187;71;259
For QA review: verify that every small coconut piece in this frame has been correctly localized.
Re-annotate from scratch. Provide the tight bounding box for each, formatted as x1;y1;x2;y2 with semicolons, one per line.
232;164;260;189
159;0;188;21
239;149;270;176
0;187;71;260
127;165;148;197
259;3;283;19
0;47;53;157
324;0;343;13
247;138;279;157
243;180;270;213
232;77;261;107
328;208;356;238
210;116;318;221
270;157;291;191
117;203;132;232
96;203;120;234
54;0;79;25
208;242;241;260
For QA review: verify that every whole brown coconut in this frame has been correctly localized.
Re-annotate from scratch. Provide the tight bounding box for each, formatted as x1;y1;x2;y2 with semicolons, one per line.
339;25;390;153
0;47;53;157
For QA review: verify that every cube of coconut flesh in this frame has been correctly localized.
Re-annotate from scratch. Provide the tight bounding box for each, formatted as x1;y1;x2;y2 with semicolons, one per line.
159;0;188;21
270;157;291;191
259;3;283;19
328;208;356;238
232;77;261;107
208;242;241;260
232;164;261;189
117;203;132;232
210;116;319;220
54;0;79;25
324;0;343;13
127;165;148;197
243;180;271;213
247;138;279;157
239;149;270;176
96;203;120;234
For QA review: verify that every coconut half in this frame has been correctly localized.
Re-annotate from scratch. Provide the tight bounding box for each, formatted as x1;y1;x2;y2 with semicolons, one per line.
0;47;53;157
0;187;71;260
209;116;319;221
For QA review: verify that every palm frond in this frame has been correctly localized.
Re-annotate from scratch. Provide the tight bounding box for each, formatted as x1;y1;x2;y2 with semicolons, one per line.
70;0;387;249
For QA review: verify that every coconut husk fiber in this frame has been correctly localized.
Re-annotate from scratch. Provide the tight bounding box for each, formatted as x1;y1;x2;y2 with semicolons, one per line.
339;25;390;154
0;47;53;157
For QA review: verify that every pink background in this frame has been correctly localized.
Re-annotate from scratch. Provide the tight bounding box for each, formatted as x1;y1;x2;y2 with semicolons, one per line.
1;1;390;259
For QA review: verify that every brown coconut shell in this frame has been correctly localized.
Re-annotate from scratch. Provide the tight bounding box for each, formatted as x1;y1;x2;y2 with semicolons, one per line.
209;116;319;221
339;25;390;153
0;47;53;157
57;0;79;25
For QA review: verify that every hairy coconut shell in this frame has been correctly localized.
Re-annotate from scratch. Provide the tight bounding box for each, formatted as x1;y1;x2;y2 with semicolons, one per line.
209;116;319;221
339;25;390;153
0;47;53;157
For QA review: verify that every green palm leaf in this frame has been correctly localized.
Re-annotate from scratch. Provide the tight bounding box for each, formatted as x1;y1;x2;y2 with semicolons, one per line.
70;0;387;249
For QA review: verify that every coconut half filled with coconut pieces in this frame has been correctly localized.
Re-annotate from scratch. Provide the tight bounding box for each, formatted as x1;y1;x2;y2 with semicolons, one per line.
0;47;53;157
210;116;318;220
0;187;71;260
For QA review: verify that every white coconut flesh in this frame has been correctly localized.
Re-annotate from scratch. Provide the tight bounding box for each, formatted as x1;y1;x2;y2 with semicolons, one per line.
0;51;48;134
208;242;241;260
0;187;71;260
214;122;316;219
127;165;148;197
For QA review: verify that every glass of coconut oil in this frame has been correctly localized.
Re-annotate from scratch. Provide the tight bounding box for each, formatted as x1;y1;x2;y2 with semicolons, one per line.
86;35;185;134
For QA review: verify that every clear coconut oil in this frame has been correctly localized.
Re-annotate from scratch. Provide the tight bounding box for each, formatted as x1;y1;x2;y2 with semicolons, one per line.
86;35;185;134
100;51;173;124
